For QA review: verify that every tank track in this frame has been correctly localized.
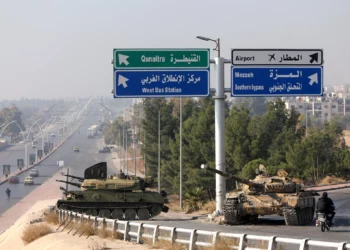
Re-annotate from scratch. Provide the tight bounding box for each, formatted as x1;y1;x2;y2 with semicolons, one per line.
283;207;314;226
223;199;240;225
56;201;167;220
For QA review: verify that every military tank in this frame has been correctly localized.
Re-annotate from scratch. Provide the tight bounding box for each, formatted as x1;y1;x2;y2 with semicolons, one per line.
56;162;169;220
201;164;318;226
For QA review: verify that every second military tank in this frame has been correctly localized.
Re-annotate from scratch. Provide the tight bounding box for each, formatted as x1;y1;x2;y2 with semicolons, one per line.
201;164;318;226
56;162;169;220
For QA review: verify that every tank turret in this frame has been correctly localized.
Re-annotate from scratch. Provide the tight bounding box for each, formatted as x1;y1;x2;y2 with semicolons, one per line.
56;162;169;220
201;163;317;226
201;164;264;191
201;164;302;194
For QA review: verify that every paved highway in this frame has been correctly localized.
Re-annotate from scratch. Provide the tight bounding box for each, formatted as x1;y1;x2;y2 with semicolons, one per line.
0;114;118;215
0;124;60;178
146;188;350;243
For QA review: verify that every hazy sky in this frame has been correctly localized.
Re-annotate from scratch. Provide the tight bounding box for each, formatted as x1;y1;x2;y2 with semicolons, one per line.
0;0;349;99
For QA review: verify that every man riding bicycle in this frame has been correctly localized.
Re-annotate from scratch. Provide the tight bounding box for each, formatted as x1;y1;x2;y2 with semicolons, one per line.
316;192;335;226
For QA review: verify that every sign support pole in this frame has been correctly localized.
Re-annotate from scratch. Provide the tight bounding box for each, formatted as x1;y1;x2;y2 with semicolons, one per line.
214;57;226;213
179;97;183;209
158;110;161;192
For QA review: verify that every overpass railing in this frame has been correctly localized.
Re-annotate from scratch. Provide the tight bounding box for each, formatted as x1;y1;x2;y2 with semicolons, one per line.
57;210;350;250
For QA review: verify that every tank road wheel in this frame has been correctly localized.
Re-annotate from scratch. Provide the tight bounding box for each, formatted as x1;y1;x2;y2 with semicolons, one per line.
85;209;98;216
151;205;162;216
224;199;240;225
283;207;299;226
137;208;150;220
111;209;124;219
99;209;111;218
125;209;137;220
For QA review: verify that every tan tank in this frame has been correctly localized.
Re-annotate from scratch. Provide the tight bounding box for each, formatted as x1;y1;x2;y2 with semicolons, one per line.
201;164;318;226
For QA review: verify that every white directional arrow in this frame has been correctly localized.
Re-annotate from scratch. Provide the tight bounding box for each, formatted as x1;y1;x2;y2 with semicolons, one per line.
308;73;318;86
118;75;129;88
118;54;129;66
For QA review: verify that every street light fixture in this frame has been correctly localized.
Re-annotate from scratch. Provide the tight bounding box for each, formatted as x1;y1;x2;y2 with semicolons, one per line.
196;36;220;57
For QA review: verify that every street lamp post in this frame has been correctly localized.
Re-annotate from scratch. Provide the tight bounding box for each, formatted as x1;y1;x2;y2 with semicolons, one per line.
158;110;161;192
179;97;183;209
133;122;136;177
196;35;225;213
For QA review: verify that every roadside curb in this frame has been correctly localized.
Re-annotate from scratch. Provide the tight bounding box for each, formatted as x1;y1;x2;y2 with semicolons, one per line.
0;123;82;186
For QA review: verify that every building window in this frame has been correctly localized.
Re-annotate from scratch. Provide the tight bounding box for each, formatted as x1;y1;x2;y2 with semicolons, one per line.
299;105;303;109
325;113;328;116
291;105;295;109
324;105;328;108
332;105;336;109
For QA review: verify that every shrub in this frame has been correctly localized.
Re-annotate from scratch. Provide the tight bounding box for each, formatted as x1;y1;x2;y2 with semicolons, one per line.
21;223;53;244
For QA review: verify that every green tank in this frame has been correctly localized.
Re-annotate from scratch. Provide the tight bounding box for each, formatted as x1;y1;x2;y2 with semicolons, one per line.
56;162;169;220
201;164;319;226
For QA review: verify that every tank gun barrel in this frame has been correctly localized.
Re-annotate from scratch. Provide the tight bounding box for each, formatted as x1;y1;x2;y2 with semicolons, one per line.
63;174;84;182
56;180;81;188
201;164;258;188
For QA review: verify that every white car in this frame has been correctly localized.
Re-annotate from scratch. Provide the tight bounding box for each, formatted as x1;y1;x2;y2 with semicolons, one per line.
29;169;39;177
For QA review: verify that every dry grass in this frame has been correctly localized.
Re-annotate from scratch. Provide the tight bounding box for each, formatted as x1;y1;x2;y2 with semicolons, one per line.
80;222;98;236
44;211;59;225
143;238;186;250
88;238;107;250
97;226;122;239
167;195;182;212
200;201;216;214
21;223;53;244
318;176;346;185
198;237;239;250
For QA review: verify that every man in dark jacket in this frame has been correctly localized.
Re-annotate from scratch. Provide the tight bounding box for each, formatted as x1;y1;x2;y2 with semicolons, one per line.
316;192;335;226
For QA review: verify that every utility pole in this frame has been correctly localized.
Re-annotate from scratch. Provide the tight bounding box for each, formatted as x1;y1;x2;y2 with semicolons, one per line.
126;127;128;176
179;98;183;209
196;36;226;213
144;128;146;176
133;122;136;177
158;110;161;192
123;126;125;172
119;127;122;172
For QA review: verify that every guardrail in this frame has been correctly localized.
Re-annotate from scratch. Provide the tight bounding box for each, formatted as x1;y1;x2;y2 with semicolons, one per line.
57;210;350;250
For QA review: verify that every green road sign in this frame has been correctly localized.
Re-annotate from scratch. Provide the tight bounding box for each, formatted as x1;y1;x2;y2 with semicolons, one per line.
113;49;209;69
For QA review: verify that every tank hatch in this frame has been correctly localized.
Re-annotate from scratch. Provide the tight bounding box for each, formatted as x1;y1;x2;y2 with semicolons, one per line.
84;162;107;180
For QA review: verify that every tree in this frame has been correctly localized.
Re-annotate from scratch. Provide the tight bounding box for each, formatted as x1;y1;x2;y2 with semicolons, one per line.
141;98;177;181
225;106;251;173
0;105;25;136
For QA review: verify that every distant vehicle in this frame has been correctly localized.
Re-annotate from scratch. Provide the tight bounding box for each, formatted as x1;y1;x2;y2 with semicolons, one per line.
29;169;39;177
24;176;34;185
8;176;19;184
32;140;37;148
99;146;111;153
73;147;80;152
51;133;56;137
19;141;25;144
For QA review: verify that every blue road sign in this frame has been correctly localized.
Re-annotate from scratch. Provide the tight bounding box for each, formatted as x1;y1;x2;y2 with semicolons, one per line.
231;66;323;97
115;70;209;97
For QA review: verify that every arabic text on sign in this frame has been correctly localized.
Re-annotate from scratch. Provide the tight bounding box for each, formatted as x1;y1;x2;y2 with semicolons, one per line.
170;54;201;64
141;74;201;85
